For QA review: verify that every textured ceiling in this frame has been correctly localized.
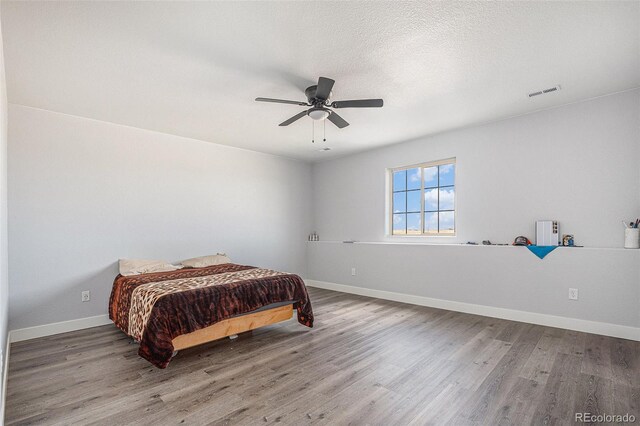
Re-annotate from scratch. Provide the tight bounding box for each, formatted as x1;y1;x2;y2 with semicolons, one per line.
2;1;639;161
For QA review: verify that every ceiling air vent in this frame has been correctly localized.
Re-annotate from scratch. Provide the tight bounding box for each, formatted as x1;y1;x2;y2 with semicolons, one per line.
528;85;561;98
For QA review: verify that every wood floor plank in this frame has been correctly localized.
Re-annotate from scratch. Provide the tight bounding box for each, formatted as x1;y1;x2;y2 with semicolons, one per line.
556;329;587;358
581;333;613;379
531;352;582;425
573;373;614;421
518;330;563;385
610;337;640;387
5;286;639;425
489;377;545;426
451;323;545;424
612;383;640;422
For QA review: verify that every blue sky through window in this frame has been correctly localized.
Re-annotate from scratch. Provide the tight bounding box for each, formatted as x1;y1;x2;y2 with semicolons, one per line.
392;161;455;235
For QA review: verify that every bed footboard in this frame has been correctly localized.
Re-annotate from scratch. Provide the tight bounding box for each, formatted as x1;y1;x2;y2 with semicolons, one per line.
171;304;293;351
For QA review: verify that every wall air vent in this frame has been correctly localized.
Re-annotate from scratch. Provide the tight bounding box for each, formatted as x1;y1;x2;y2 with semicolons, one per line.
529;85;561;98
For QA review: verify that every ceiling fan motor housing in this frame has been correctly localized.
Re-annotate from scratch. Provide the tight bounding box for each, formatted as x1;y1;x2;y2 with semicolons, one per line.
305;85;330;105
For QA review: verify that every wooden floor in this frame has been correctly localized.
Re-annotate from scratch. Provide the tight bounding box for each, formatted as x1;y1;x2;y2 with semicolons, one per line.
5;287;639;425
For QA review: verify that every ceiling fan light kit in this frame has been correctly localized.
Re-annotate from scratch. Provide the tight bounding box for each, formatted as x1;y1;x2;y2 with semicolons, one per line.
308;109;330;121
255;76;384;130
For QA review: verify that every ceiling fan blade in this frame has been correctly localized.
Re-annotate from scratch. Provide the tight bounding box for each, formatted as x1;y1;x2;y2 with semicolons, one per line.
327;111;349;128
256;97;308;106
315;77;335;100
279;110;309;126
331;99;384;108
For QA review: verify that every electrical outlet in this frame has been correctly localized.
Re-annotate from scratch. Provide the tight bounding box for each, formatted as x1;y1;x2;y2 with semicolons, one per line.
82;290;91;302
568;288;578;300
351;267;356;276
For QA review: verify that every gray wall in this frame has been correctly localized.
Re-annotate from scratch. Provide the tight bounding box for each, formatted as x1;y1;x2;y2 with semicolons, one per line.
7;105;312;330
308;243;640;328
309;90;640;329
5;89;640;335
311;90;640;247
0;10;8;415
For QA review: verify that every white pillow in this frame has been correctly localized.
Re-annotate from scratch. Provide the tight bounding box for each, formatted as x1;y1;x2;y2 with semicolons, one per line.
180;253;231;268
119;259;181;276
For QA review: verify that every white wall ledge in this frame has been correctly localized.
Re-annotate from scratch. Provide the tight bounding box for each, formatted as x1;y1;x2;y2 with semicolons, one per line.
307;240;637;251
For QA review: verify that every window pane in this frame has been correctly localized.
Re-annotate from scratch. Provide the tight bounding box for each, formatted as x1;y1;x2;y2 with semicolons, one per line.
392;161;456;236
424;188;438;211
439;211;455;233
407;190;421;212
407;213;421;234
407;168;421;190
393;214;406;234
439;164;455;186
439;187;455;210
393;170;406;191
423;166;438;188
424;212;438;233
393;192;406;213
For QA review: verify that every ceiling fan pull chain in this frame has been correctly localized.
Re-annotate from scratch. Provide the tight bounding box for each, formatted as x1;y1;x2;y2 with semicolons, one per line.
311;120;315;143
323;119;326;142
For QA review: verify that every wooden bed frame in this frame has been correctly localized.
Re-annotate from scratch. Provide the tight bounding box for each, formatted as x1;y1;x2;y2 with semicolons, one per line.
172;304;293;351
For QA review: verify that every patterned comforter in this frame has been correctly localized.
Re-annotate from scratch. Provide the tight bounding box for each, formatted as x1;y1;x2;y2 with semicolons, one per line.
109;263;314;368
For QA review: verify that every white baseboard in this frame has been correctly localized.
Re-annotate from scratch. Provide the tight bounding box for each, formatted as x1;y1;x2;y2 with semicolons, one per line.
1;333;9;426
9;314;112;343
305;280;640;342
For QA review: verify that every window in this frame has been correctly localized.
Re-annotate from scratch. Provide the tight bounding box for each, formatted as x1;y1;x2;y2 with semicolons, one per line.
389;159;456;235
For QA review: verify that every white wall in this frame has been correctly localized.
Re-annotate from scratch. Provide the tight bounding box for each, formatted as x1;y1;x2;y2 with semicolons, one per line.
0;11;8;422
7;105;312;330
309;90;640;334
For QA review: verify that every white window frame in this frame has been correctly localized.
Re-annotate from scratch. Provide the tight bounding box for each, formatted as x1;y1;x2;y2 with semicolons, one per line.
387;158;456;236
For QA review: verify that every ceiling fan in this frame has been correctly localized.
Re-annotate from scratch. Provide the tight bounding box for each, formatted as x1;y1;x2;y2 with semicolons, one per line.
255;77;383;128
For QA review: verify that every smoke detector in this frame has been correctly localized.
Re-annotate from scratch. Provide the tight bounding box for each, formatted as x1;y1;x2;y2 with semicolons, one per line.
528;85;561;98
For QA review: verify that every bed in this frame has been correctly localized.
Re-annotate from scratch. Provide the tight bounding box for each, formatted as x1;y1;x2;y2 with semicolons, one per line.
109;263;314;368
